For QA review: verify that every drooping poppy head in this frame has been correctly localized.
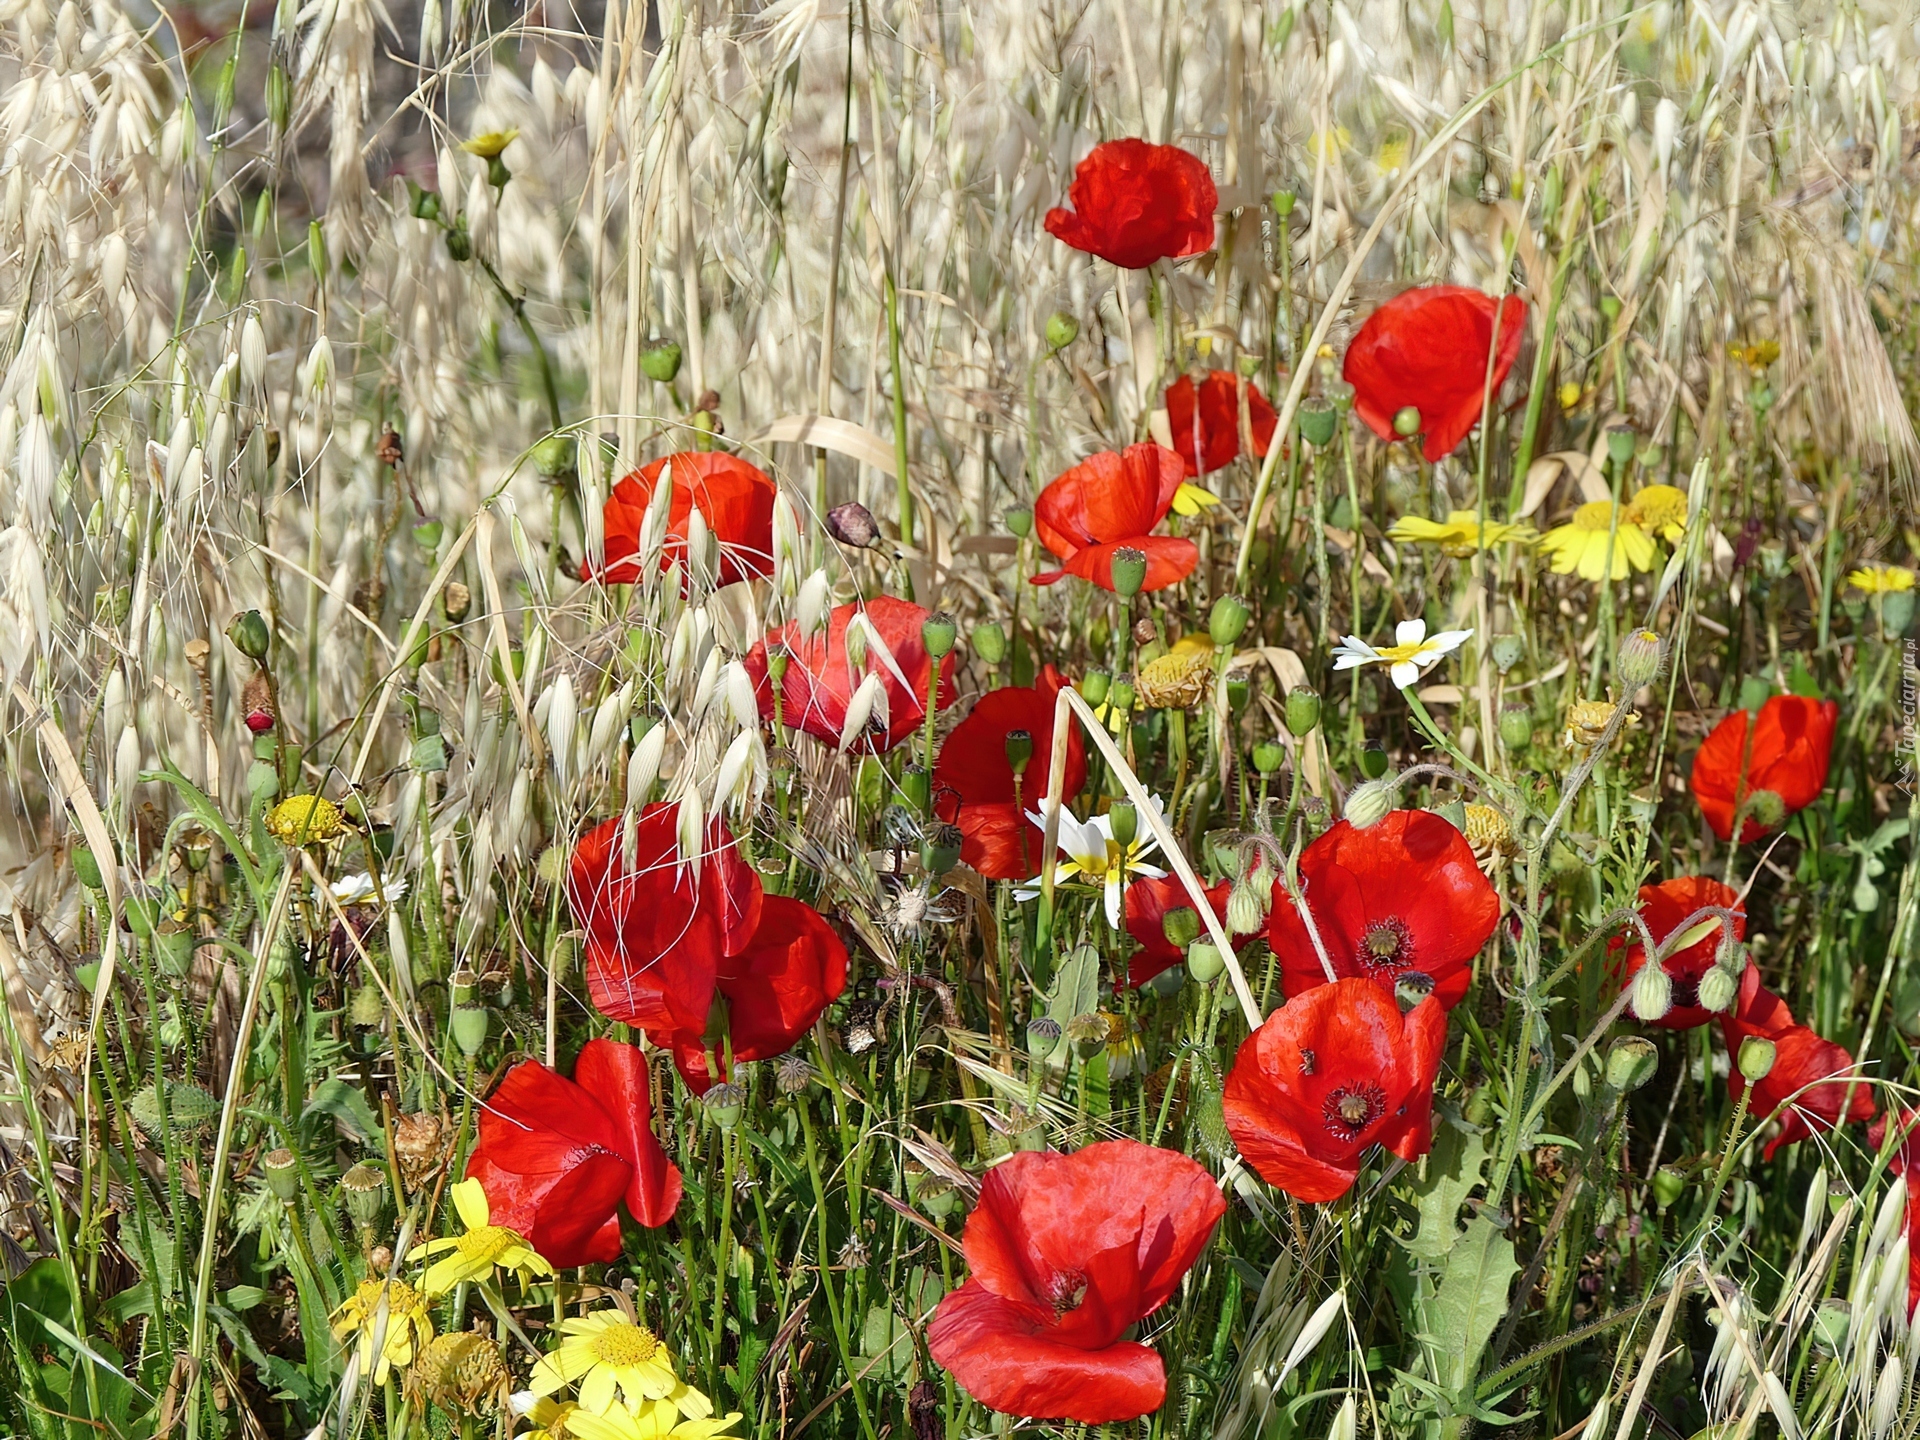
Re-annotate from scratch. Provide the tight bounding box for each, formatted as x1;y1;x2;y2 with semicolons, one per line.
566;806;764;1034
933;667;1086;880
1121;873;1239;989
1721;984;1876;1160
742;595;957;753
1869;1109;1920;1317
1268;810;1500;1009
585;451;778;589
1689;694;1840;842
664;895;849;1094
1031;444;1197;592
464;1039;683;1268
1042;140;1217;271
1223;979;1448;1203
1165;372;1278;477
1614;876;1749;1030
1341;287;1528;463
926;1138;1225;1423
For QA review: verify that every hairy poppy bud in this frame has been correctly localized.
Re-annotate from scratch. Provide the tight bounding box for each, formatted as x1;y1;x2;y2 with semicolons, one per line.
1695;965;1738;1014
1498;703;1534;752
1630;962;1672;1023
1605;1036;1658;1091
1025;1016;1062;1060
1392;405;1422;438
1045;311;1079;351
227;609;271;660
1109;546;1148;598
704;1082;745;1129
1742;789;1788;831
641;340;683;383
1186;941;1225;984
972;622;1006;665
1107;800;1137;847
1252;741;1284;775
922;612;958;659
1616;628;1666;688
827;501;881;549
1298;396;1337;448
1225;880;1265;936
1003;729;1033;776
1161;905;1202;950
531;433;576;481
1209;594;1251;648
1344;779;1395;829
1003;506;1033;539
1285;685;1321;736
1737;1036;1777;1083
1080;671;1110;707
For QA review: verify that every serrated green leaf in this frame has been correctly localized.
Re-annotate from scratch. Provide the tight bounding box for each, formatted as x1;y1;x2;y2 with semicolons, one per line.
302;1078;381;1144
1424;1216;1518;1399
1402;1121;1489;1259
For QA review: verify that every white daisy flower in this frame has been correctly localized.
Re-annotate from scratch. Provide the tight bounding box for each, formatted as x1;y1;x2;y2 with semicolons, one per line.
1015;798;1170;928
1332;619;1473;690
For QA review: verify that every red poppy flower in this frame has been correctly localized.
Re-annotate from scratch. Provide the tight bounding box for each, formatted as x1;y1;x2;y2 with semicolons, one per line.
1690;694;1839;842
933;667;1085;880
1165;372;1278;476
464;1038;683;1267
566;805;763;1034
1042;140;1217;271
742;595;957;752
1613;876;1751;1030
1223;979;1447;1203
1870;1110;1920;1317
1268;810;1499;1009
661;895;849;1094
1722;984;1875;1161
585;451;778;589
1342;287;1528;463
1122;874;1241;989
1031;444;1196;592
927;1138;1225;1423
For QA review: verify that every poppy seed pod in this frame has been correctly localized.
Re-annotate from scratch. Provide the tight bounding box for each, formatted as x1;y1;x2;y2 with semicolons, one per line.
227;609;271;660
1252;741;1285;775
1003;505;1033;538
641;340;683;383
1160;904;1202;951
922;612;958;659
263;1147;300;1202
530;433;576;480
1285;685;1321;736
1392;406;1422;437
1108;675;1137;711
1108;800;1138;847
1490;634;1525;673
1605;1036;1659;1091
1045;311;1079;351
1025;1016;1063;1060
1651;1166;1686;1209
1209;594;1251;647
703;1082;745;1130
1081;671;1111;706
1186;941;1225;984
1498;703;1534;751
972;622;1006;665
1394;971;1436;1012
1737;1036;1777;1084
1003;728;1034;776
339;1162;388;1228
1298;397;1338;448
1343;779;1395;828
1109;546;1149;598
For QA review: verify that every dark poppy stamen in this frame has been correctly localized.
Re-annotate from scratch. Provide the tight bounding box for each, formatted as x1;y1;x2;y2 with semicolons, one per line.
1320;1083;1388;1141
1358;917;1414;973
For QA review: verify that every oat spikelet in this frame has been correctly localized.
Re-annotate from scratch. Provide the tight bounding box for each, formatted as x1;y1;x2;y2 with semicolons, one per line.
1809;249;1920;498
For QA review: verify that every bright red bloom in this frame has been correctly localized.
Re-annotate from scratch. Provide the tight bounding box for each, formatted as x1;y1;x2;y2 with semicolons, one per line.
567;806;764;1035
1165;372;1278;476
927;1139;1225;1423
1342;287;1528;463
933;667;1085;880
1614;876;1750;1030
1869;1110;1920;1317
1223;979;1447;1203
1722;984;1875;1161
742;595;957;753
1690;694;1839;842
1031;444;1196;592
1268;810;1499;1009
662;895;849;1094
585;451;778;589
1042;140;1216;270
1122;874;1241;989
465;1039;682;1267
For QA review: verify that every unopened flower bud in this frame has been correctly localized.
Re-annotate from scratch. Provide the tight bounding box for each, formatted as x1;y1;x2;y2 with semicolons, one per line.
1605;1035;1658;1091
1743;789;1788;831
530;433;576;481
1186;942;1225;984
1298;396;1337;448
1107;801;1137;847
227;609;271;660
972;622;1006;665
922;612;958;659
1109;547;1148;598
641;340;683;383
1696;965;1739;1014
1630;962;1673;1023
1225;880;1265;936
1392;405;1422;438
1209;594;1251;648
1285;685;1321;736
1003;506;1033;539
1252;741;1284;775
1738;1036;1777;1083
1025;1016;1062;1060
1161;905;1202;950
1003;729;1033;776
1080;671;1110;707
1498;703;1534;751
1616;628;1666;688
704;1082;745;1129
1270;189;1296;217
1344;778;1395;828
827;501;881;549
1045;311;1079;351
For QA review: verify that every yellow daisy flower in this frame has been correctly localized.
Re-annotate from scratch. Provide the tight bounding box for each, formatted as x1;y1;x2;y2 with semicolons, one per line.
331;1277;433;1384
265;794;346;845
1386;510;1537;559
531;1312;684;1416
460;128;519;159
1621;483;1688;542
1561;694;1638;754
415;1179;551;1296
519;1397;590;1439
1170;481;1221;516
565;1401;742;1439
1134;635;1216;710
1848;564;1916;595
1537;502;1656;581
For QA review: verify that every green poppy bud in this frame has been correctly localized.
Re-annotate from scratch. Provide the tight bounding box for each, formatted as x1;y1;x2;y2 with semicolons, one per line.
1209;594;1251;648
1392;405;1422;438
1045;311;1079;351
1003;506;1033;539
1161;905;1202;950
1343;778;1395;829
922;612;958;659
1107;801;1137;848
1695;965;1738;1015
1298;396;1337;448
1080;671;1110;707
642;341;683;383
1630;962;1672;1023
1270;189;1296;217
1109;546;1148;598
1252;741;1285;775
1285;685;1321;736
531;433;577;481
704;1082;745;1130
1737;1036;1777;1083
972;622;1007;665
1003;729;1033;776
1651;1165;1686;1209
1186;941;1225;984
1498;703;1535;752
227;609;271;660
1604;1035;1658;1091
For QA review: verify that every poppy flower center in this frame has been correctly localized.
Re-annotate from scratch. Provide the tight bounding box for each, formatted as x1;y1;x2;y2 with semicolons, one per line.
1358;917;1414;973
1044;1270;1089;1316
1321;1084;1388;1141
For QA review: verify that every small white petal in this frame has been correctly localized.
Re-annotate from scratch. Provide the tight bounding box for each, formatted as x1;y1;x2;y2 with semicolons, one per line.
1389;660;1420;689
1394;617;1428;647
1426;628;1475;654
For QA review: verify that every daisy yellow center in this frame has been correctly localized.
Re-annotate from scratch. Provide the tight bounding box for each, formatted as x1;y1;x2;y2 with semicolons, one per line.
1372;640;1430;665
588;1322;663;1367
453;1225;517;1264
1570;501;1617;532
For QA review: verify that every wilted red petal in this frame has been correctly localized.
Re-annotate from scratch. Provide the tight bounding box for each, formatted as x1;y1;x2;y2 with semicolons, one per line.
1270;811;1498;1009
570;1039;683;1228
1690;695;1839;841
1165;372;1278;476
742;595;957;753
1342;287;1528;462
584;451;777;589
1614;876;1747;1030
1041;139;1216;271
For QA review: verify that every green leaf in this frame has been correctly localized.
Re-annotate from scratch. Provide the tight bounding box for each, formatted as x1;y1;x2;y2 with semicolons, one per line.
1402;1121;1489;1260
858;1305;914;1379
303;1078;382;1144
1045;945;1101;1028
1423;1216;1518;1399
